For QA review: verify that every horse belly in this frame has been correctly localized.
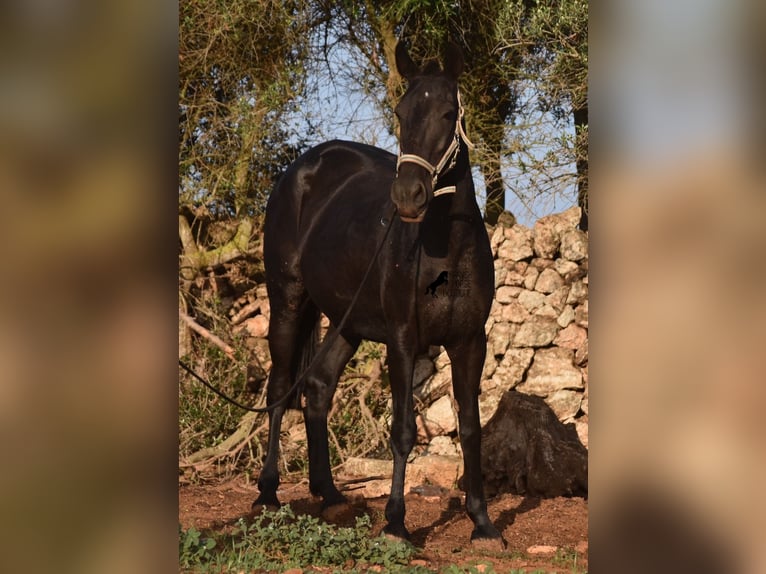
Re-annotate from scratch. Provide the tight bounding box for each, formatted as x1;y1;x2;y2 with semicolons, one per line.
299;220;389;342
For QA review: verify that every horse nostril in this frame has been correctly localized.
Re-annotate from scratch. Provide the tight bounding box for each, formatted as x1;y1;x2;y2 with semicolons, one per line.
391;177;429;220
416;183;427;205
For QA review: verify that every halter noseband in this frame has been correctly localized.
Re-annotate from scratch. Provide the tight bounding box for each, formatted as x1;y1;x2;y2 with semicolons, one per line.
396;90;475;197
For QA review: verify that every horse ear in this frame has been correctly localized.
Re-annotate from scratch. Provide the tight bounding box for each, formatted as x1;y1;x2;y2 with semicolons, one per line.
443;42;464;80
395;42;419;80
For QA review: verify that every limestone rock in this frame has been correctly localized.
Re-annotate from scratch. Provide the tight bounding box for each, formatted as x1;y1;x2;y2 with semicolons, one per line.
501;300;530;324
557;305;576;328
496;285;521;304
414;368;451;404
517;347;583;395
535;268;564;294
498;225;534;261
487;348;534;391
561;229;588;261
545;389;583;420
545;285;571;312
533;303;560;320
504;269;525;287
243;315;269;338
532;218;561;259
567;279;588;305
523;266;539;290
553;259;582;282
490;225;505;255
512;316;559;347
553;323;588;350
494;261;508;288
530;257;556;271
488;321;514;357
426;435;459;457
575;338;588;366
481;348;535;424
423;395;457;435
518;289;546;312
575;300;589;328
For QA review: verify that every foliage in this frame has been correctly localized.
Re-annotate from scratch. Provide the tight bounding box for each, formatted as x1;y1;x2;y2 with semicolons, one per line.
312;0;588;224
179;505;419;572
179;0;314;218
179;525;217;569
497;0;589;223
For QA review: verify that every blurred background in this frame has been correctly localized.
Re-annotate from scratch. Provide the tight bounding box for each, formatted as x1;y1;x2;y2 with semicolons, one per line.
1;0;764;572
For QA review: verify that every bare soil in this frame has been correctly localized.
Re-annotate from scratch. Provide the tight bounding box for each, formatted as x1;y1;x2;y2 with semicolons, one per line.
179;476;588;572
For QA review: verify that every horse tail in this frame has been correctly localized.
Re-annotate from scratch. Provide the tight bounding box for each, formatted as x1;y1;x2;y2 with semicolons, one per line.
289;304;321;409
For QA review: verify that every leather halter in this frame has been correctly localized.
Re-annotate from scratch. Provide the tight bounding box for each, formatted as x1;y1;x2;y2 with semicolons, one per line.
396;90;475;197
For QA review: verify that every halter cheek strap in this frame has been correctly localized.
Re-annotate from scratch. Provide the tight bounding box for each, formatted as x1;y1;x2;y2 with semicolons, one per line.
396;90;475;196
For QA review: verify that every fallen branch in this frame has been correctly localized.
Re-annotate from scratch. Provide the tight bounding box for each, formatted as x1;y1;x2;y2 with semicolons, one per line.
230;299;262;324
182;411;262;466
180;311;235;358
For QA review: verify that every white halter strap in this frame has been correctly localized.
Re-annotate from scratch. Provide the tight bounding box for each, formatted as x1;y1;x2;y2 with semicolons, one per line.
396;90;474;197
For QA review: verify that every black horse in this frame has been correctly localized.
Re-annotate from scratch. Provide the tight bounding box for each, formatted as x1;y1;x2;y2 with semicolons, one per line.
254;42;504;546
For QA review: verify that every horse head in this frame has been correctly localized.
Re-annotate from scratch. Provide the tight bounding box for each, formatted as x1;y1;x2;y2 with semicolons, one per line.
391;42;469;223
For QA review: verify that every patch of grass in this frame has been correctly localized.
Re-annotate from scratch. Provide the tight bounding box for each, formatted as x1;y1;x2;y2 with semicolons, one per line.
550;546;586;573
442;562;498;574
179;505;420;573
179;525;216;569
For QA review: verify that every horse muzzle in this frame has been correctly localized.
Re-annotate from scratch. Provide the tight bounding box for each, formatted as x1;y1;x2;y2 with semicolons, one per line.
391;178;428;223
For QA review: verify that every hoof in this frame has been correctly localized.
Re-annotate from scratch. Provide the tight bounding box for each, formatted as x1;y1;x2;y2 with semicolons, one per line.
382;524;411;542
470;535;507;553
250;497;280;514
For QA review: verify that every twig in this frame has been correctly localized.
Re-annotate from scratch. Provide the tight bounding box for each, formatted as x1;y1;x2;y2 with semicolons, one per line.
230;300;262;324
180;311;235;358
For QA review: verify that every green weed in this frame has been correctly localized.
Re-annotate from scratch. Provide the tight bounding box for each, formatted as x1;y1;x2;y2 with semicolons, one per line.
179;504;419;573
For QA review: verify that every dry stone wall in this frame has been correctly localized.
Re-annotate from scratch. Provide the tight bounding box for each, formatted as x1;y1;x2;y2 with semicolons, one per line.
415;206;589;451
235;206;589;456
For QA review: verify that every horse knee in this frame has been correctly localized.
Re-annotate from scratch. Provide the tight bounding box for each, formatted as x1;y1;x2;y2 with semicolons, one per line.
304;375;334;416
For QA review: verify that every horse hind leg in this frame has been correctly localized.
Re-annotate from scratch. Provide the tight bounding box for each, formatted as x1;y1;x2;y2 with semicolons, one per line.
252;294;319;510
302;327;359;511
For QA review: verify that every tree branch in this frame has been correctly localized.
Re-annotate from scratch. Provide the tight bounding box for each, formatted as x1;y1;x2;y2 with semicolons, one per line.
180;311;235;358
179;215;254;280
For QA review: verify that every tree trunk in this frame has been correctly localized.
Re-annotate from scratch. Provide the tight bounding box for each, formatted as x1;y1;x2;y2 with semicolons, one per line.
573;104;588;231
475;390;588;498
178;215;253;280
482;140;506;226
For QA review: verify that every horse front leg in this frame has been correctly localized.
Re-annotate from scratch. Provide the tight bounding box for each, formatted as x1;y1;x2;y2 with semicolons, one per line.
447;332;506;548
383;332;417;540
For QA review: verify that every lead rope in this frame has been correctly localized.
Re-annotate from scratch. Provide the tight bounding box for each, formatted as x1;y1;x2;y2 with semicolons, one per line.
179;205;398;413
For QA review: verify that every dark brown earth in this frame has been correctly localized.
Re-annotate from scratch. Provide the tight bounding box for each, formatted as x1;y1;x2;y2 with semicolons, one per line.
179;477;588;572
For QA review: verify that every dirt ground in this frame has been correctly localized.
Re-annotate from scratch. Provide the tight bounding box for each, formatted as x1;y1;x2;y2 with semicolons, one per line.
179;476;588;572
